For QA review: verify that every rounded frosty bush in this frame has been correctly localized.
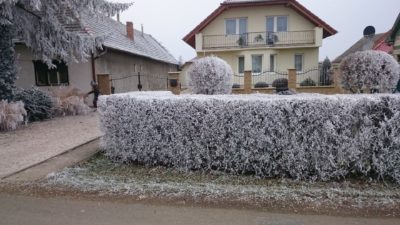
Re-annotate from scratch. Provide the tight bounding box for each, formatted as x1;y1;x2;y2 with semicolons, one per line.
187;56;233;95
340;50;400;93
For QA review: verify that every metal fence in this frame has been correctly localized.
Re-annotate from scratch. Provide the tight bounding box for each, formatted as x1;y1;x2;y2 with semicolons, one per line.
232;73;245;89
110;72;170;94
296;67;333;87
252;70;289;89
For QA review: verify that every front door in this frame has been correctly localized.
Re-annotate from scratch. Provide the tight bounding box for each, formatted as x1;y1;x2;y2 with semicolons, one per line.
97;74;111;95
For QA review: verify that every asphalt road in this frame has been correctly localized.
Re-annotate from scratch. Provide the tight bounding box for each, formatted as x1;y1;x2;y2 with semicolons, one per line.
0;193;399;225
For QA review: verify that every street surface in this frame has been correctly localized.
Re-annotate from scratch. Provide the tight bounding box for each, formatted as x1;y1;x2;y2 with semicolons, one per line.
0;193;398;225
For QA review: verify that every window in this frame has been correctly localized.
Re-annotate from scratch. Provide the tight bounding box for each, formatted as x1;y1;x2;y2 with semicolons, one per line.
226;19;236;35
33;60;69;86
238;56;245;74
266;17;274;32
294;54;303;72
225;18;247;35
277;16;288;32
266;16;288;32
269;55;276;72
252;55;263;74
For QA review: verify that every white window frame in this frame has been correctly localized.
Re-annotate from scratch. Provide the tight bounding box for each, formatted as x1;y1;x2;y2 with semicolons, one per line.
225;18;248;35
269;54;276;72
252;55;263;74
238;56;245;75
266;16;288;32
294;54;304;72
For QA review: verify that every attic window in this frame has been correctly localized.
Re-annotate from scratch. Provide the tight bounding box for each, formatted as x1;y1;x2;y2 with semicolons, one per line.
33;60;69;86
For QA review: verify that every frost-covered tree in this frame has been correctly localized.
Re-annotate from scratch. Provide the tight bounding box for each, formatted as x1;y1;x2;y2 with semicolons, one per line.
0;23;16;101
188;56;233;95
0;0;131;100
340;50;400;93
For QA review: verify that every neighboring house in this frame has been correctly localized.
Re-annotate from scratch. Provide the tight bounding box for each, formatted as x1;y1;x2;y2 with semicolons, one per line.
333;30;393;65
15;13;178;98
387;13;400;62
183;0;337;85
179;57;198;89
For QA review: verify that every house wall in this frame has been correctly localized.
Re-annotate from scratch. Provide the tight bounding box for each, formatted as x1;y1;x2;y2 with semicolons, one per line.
15;45;177;98
95;49;177;93
14;44;93;94
393;30;400;62
201;5;315;35
198;47;319;73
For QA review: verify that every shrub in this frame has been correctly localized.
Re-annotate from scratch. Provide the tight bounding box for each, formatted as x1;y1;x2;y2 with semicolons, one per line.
14;88;54;122
232;83;241;89
99;93;400;183
254;82;269;88
0;100;26;131
50;87;91;116
272;78;288;92
300;78;316;87
340;50;400;93
187;56;233;95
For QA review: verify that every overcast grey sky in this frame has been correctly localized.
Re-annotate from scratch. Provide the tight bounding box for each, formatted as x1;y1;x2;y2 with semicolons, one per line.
111;0;399;62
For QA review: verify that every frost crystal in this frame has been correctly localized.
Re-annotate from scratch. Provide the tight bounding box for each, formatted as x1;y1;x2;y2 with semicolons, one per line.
187;56;233;95
340;50;400;93
99;92;400;183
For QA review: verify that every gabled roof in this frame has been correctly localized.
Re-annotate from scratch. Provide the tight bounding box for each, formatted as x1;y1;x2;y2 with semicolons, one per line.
80;14;178;65
333;32;392;64
388;13;400;44
183;0;337;49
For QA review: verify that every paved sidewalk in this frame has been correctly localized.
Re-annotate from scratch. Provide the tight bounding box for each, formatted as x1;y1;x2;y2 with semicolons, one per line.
0;113;102;179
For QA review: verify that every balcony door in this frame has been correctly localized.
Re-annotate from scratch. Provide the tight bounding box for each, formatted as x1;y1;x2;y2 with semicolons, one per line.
225;18;247;46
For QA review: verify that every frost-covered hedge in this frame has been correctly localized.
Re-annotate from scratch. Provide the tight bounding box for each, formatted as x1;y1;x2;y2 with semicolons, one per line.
99;92;400;183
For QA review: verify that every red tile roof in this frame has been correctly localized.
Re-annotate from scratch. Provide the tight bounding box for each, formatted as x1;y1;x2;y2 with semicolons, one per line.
183;0;337;49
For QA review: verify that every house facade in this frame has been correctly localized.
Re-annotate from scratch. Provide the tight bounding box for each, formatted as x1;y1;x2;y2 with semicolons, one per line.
387;13;400;62
183;0;337;87
15;13;178;99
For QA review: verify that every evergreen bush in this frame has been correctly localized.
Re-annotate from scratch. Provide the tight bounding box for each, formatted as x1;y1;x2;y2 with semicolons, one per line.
14;88;55;122
272;78;288;92
254;82;269;88
300;78;316;87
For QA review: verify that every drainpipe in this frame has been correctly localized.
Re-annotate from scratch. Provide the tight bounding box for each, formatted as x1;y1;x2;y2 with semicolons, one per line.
91;52;96;82
91;47;108;82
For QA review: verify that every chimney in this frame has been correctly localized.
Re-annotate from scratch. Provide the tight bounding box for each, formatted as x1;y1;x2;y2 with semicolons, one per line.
126;22;134;40
141;24;144;37
117;13;120;22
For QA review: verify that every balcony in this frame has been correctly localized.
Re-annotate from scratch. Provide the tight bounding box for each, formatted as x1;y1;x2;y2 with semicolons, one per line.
202;30;316;50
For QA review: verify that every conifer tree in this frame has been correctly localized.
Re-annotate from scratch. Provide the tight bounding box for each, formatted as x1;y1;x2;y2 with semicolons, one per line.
0;24;16;100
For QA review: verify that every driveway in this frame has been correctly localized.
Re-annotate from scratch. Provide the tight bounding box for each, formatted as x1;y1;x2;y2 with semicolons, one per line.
0;113;102;179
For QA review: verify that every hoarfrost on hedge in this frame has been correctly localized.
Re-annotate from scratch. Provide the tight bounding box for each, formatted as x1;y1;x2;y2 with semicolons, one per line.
99;92;400;183
340;50;400;93
187;56;233;95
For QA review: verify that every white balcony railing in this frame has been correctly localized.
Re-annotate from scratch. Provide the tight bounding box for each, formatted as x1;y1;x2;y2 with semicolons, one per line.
202;30;315;50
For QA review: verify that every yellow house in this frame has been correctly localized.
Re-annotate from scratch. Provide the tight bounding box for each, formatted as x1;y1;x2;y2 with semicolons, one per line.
183;0;337;87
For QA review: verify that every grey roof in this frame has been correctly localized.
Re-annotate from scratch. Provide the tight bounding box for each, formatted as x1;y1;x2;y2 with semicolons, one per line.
80;13;178;65
333;33;385;64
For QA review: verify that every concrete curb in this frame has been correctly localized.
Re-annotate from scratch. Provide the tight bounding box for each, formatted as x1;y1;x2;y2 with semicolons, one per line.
1;137;101;181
